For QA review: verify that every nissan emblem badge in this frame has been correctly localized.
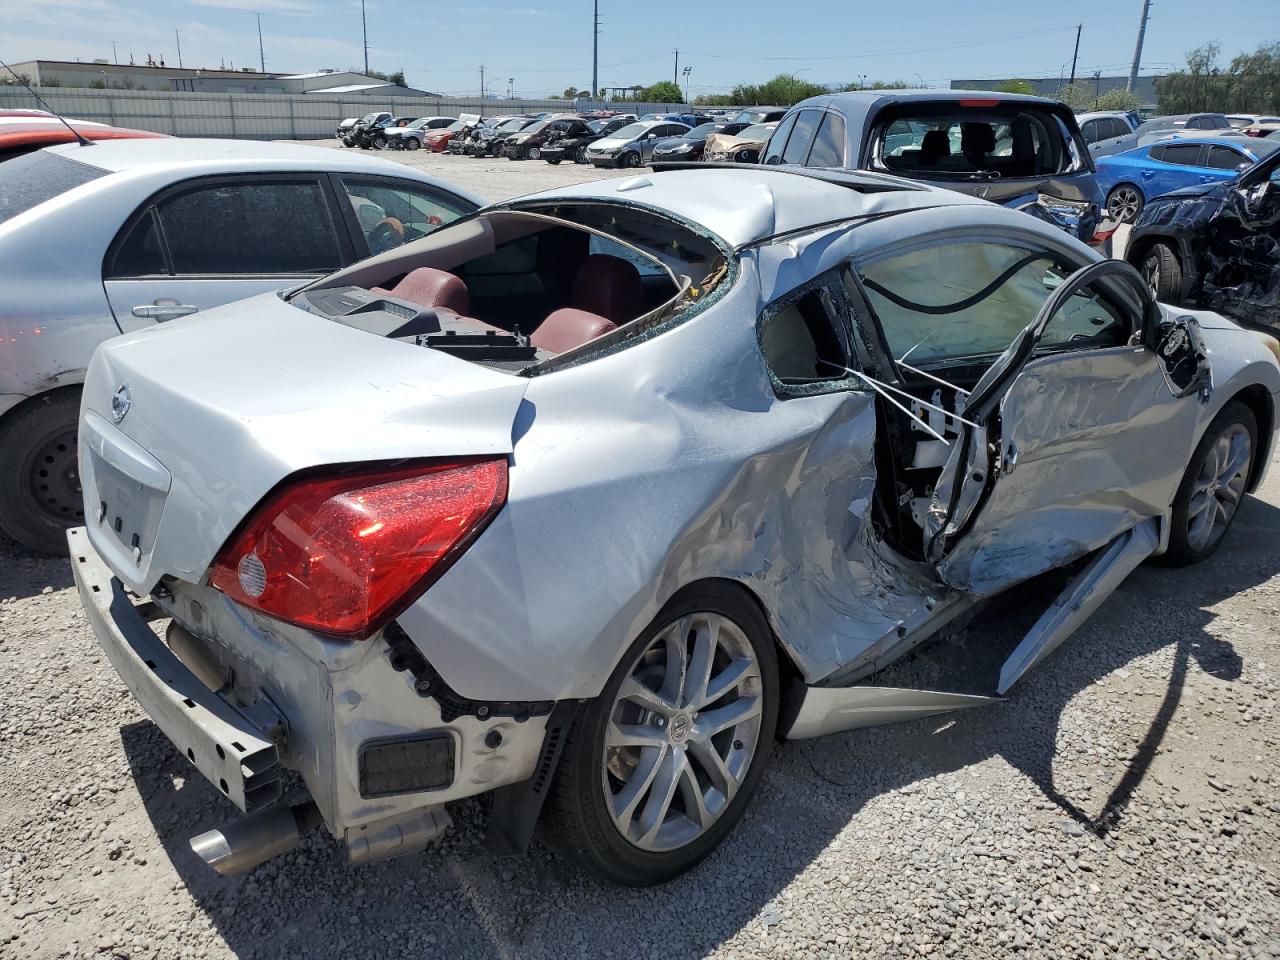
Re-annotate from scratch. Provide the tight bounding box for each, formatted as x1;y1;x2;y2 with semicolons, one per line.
110;384;132;424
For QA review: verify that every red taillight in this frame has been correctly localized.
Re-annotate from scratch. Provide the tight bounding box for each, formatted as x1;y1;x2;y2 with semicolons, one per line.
1090;223;1119;246
210;459;507;640
959;98;1000;108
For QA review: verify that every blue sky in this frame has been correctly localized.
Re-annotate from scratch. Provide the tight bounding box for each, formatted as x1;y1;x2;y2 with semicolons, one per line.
2;0;1274;97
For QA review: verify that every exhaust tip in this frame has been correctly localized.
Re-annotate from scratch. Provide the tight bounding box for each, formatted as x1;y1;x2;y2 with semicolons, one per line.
189;802;318;876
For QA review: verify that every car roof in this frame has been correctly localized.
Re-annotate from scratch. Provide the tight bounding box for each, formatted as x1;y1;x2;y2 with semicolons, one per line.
801;88;1064;109
1076;111;1132;120
41;137;429;175
505;166;990;248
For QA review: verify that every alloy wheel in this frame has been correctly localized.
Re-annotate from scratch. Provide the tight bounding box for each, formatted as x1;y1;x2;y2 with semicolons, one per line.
529;147;541;160
1141;251;1161;296
601;612;763;853
1107;185;1142;223
1187;422;1251;552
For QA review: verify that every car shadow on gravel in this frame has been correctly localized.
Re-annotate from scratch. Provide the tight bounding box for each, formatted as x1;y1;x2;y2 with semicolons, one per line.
0;533;73;600
115;495;1280;960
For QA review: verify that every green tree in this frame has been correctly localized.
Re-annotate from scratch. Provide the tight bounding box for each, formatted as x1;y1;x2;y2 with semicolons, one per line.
1094;88;1142;112
1053;81;1097;111
997;79;1036;95
1155;42;1231;113
561;86;581;100
359;67;408;87
1223;41;1280;113
642;80;684;103
694;92;735;106
732;73;827;106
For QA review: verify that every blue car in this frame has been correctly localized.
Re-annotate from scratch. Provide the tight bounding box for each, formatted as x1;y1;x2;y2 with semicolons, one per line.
1097;136;1279;223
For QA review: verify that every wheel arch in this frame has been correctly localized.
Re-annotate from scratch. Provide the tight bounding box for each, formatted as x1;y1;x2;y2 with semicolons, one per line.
0;382;84;430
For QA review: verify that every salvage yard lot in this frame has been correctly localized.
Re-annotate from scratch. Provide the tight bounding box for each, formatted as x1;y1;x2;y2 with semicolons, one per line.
0;146;1276;960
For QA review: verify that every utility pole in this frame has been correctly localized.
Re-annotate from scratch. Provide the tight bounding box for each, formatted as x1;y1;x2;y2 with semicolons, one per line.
174;30;183;69
1093;70;1102;108
479;64;485;117
111;41;118;65
1127;0;1152;93
591;0;599;101
1069;23;1081;87
257;15;266;73
360;0;369;74
673;49;679;86
682;65;691;103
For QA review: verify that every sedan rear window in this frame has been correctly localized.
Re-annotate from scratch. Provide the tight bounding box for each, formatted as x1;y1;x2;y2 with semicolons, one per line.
0;151;105;226
875;104;1079;179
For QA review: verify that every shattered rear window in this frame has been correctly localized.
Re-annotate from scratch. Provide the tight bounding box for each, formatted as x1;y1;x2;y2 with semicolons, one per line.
0;151;105;225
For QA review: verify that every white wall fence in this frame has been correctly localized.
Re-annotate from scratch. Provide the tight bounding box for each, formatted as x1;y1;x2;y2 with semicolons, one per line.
0;87;699;140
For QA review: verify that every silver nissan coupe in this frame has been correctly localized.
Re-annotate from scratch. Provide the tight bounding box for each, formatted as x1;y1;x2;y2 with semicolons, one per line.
68;165;1280;887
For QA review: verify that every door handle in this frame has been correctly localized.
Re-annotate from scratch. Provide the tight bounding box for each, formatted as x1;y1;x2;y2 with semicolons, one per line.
132;299;198;322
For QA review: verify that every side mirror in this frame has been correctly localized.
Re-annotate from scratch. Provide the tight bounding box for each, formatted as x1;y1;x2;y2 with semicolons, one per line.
1153;315;1212;399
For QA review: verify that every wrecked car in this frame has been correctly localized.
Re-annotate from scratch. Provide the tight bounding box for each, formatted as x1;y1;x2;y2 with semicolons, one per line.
504;115;591;161
71;166;1280;888
1097;137;1279;224
0;139;480;554
651;121;749;164
422;115;479;153
384;116;455;150
540;115;633;164
465;116;535;157
1126;146;1280;329
584;119;691;167
341;111;391;147
704;122;778;163
762;91;1113;250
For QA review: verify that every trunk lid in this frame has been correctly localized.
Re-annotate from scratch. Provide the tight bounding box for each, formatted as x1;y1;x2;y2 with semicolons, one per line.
80;292;528;594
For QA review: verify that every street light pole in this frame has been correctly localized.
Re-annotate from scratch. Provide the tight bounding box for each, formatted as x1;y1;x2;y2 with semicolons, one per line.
174;30;183;69
682;65;691;104
479;64;485;117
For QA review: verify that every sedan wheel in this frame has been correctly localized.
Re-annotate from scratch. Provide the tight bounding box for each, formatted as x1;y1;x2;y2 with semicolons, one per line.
546;584;778;886
528;146;541;161
1187;422;1251;553
405;138;420;151
1161;401;1256;565
372;134;387;149
0;390;84;554
1106;184;1143;224
624;151;642;168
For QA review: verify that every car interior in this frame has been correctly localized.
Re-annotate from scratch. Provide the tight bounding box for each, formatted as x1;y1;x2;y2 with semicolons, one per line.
877;105;1078;178
759;241;1133;560
290;203;726;369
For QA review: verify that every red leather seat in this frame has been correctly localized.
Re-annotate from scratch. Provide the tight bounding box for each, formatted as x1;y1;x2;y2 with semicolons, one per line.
571;254;642;324
375;267;470;315
531;308;617;353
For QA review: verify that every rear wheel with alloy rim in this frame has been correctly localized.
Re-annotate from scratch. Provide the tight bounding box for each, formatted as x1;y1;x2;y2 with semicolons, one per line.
574;145;588;163
623;151;642;168
0;391;84;554
405;138;420;151
1161;401;1256;566
1140;242;1183;303
528;146;541;160
1106;183;1144;223
545;583;778;885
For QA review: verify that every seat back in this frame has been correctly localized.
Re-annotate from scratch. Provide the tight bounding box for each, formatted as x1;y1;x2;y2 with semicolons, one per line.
571;254;642;324
531;308;617;354
381;267;469;314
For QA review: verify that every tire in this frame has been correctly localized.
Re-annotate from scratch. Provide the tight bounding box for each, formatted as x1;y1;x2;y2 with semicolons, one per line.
405;138;420;151
623;151;642;168
371;134;387;150
546;157;561;165
1106;183;1144;224
544;583;779;886
528;147;541;161
1160;400;1257;566
574;145;588;164
0;391;84;554
1139;241;1183;303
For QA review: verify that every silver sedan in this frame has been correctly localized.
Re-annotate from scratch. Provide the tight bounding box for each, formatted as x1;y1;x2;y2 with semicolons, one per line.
68;166;1280;886
0;138;481;553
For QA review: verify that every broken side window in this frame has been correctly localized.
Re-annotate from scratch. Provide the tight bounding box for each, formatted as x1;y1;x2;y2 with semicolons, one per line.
757;272;856;396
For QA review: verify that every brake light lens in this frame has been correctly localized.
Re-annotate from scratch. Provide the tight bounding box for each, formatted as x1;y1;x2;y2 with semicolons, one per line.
959;98;1000;108
210;459;507;640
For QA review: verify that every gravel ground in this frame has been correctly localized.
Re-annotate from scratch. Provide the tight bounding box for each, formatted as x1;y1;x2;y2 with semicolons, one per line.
0;149;1276;959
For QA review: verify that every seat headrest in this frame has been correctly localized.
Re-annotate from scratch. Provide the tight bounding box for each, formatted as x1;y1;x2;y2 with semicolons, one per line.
961;122;995;157
531;308;617;354
388;267;469;315
921;130;950;162
572;254;643;325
